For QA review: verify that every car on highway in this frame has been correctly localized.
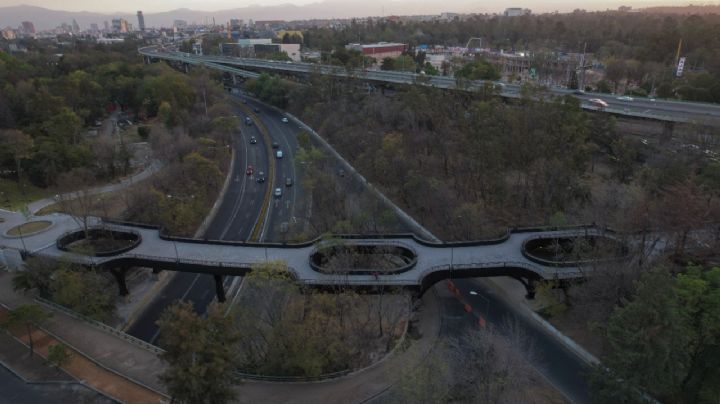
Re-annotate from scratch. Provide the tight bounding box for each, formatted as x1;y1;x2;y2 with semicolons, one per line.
271;142;279;149
250;136;257;144
276;150;284;159
588;98;609;108
254;108;260;113
274;188;283;197
281;117;289;123
246;165;254;175
573;89;585;95
286;177;293;187
245;117;253;126
616;95;634;101
256;174;265;183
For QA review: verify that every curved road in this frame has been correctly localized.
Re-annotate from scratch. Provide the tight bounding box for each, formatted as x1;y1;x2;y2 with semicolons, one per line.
241;96;303;241
126;95;303;343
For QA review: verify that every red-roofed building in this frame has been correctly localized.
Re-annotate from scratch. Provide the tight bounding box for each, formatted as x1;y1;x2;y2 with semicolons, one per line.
345;42;408;62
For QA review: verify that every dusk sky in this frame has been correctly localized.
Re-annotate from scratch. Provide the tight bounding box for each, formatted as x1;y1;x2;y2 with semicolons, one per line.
0;0;713;14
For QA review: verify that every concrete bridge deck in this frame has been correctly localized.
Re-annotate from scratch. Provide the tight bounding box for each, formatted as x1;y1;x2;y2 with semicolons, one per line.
0;209;618;296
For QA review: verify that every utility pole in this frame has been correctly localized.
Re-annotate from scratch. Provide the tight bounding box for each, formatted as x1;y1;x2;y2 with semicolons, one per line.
579;42;587;91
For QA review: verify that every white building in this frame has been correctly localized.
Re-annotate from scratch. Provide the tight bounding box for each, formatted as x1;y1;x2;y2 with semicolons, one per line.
504;8;531;16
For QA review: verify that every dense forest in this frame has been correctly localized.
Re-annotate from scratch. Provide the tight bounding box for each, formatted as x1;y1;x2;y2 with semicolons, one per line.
0;41;236;234
246;71;720;401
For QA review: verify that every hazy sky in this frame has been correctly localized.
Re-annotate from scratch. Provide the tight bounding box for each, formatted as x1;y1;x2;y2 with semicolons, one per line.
0;0;713;13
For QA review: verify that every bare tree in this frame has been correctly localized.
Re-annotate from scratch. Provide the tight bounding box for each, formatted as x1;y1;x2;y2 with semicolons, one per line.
56;168;97;238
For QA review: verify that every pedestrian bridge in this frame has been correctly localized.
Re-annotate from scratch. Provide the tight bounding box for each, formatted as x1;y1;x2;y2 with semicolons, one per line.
0;209;628;298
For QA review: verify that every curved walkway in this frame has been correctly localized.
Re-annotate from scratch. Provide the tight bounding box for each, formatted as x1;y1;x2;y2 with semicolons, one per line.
27;160;163;215
0;208;618;289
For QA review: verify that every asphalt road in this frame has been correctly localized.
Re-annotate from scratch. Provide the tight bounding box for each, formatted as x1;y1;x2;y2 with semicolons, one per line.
240;96;303;241
140;47;720;124
127;108;269;343
126;96;304;343
452;278;594;404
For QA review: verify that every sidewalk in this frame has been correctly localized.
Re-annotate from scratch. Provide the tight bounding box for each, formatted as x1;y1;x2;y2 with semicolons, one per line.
0;271;169;402
27;160;163;215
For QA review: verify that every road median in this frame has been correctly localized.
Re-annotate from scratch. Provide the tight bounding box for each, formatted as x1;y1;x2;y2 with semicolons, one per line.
236;102;276;242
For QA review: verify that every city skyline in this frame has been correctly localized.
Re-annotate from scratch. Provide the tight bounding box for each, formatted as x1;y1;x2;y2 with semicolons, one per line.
0;0;714;15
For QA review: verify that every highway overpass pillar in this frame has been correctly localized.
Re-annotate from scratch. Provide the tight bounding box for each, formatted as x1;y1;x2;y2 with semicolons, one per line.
662;121;675;143
232;75;237;85
109;267;130;296
214;274;226;303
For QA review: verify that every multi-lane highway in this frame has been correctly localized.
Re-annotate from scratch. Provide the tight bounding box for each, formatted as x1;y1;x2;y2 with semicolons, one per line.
126;97;298;343
139;46;720;124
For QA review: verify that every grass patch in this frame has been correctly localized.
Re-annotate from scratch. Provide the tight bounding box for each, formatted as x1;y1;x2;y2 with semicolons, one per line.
35;203;62;216
0;178;55;211
7;220;52;236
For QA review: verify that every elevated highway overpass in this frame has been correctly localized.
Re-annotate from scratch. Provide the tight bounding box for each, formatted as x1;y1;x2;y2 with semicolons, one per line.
139;46;720;125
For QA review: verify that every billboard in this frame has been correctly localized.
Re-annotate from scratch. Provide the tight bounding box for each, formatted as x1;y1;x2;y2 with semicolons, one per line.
676;57;686;77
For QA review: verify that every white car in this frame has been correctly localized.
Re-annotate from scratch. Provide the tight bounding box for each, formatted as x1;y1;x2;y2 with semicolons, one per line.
274;188;283;197
281;117;289;123
588;98;609;108
616;96;634;101
276;150;283;159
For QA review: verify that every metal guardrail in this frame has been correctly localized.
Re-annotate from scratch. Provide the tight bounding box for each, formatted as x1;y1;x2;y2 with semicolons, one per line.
139;47;720;124
34;296;165;355
234;369;351;382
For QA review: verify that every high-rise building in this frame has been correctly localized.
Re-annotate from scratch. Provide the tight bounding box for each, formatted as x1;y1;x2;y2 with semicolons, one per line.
103;21;110;32
137;11;145;32
229;19;243;30
112;18;129;33
21;21;35;35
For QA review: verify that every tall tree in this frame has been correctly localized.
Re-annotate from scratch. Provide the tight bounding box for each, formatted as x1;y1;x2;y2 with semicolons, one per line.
157;302;240;404
0;304;52;357
0;129;33;184
592;269;692;402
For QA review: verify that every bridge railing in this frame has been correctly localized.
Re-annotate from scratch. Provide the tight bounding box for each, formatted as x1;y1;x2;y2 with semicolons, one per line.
233;369;351;382
34;296;165;355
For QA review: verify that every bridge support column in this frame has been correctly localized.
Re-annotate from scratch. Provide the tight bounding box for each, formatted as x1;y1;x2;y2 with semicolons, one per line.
232;75;237;85
184;63;189;74
109;267;130;297
661;121;675;143
525;279;536;300
214;275;226;303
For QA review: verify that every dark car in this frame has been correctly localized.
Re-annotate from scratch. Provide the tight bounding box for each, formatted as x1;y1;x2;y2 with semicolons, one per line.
285;177;293;187
254;108;260;113
271;142;280;149
256;176;265;183
250;136;257;144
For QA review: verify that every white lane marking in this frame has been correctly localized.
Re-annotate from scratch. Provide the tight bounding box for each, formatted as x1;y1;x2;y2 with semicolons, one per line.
150;273;200;344
220;126;251;239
